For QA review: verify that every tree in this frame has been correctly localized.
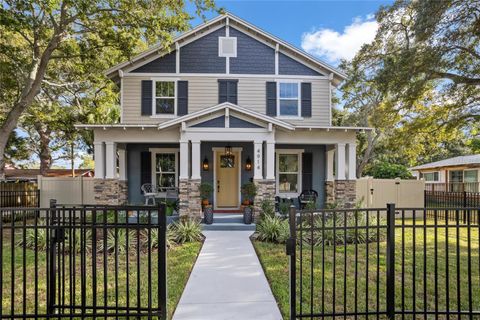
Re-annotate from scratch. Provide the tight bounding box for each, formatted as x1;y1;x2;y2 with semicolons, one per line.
79;154;94;169
363;160;413;179
0;0;217;179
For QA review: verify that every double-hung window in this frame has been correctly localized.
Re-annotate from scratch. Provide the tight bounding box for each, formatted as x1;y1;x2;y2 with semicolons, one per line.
276;150;302;195
278;82;300;117
151;149;178;190
155;81;175;115
423;172;439;182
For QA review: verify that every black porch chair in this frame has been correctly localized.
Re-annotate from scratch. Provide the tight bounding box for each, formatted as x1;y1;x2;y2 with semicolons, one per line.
298;189;318;209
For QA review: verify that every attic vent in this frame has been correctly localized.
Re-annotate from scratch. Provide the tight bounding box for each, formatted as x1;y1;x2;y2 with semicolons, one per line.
218;37;237;57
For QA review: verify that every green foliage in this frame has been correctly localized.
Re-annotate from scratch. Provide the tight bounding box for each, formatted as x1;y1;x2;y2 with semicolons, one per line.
17;223;48;251
171;219;203;244
256;215;289;244
98;229;137;254
363;161;413;179
260;199;275;219
278;202;290;216
241;182;258;201
199;182;214;200
301;212;386;246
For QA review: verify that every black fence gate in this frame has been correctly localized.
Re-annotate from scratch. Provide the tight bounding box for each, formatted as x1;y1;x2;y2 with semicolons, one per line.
0;201;167;319
287;205;480;319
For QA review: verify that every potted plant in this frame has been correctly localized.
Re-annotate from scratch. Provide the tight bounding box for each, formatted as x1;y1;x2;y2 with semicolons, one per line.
199;182;214;207
241;182;257;205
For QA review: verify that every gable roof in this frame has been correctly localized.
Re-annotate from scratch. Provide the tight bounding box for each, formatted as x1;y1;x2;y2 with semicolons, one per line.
410;155;480;171
105;12;346;84
157;102;295;131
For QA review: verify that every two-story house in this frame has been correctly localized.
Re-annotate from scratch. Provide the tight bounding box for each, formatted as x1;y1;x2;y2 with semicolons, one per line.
77;13;367;216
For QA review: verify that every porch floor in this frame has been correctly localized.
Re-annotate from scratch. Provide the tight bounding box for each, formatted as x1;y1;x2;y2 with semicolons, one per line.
172;230;282;320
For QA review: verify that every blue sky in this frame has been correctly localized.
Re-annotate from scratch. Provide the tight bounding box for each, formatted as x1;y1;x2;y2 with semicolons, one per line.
191;0;393;66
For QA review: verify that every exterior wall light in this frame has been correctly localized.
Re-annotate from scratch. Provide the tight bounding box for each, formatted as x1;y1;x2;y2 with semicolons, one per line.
202;157;209;171
245;156;252;171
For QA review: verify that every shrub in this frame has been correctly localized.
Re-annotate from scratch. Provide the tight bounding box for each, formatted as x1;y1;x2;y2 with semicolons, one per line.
260;199;275;219
171;219;203;244
301;211;386;246
17;222;48;251
241;182;257;202
145;225;176;249
98;229;137;254
64;229;93;254
278;202;290;216
256;215;289;243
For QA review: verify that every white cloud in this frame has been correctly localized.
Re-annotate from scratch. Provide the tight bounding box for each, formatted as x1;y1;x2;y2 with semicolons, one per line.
301;15;378;64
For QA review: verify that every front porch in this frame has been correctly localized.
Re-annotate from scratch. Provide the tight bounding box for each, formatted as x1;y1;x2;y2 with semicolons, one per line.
87;103;360;217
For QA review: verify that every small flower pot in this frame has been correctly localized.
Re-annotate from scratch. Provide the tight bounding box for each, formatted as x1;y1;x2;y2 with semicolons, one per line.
204;206;214;225
243;206;253;225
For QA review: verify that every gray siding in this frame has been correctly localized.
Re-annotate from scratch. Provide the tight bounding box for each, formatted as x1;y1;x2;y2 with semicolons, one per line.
279;53;323;76
192;116;225;128
131;51;176;73
127;143;180;204
180;27;226;73
229;27;275;74
276;144;326;207
230;116;262;128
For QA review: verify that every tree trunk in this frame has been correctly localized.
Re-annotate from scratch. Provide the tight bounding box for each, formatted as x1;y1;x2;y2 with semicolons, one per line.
356;130;381;177
70;143;75;177
35;124;52;176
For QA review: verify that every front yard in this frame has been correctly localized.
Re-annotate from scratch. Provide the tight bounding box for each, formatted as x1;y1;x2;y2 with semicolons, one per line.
253;219;480;319
1;239;202;319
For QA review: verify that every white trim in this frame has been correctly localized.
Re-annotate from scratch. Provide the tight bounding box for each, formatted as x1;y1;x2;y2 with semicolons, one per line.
158;102;295;131
152;79;177;117
213;147;242;209
277;81;301;118
176;23;225;48
125;72;327;80
275;149;304;197
149;148;180;188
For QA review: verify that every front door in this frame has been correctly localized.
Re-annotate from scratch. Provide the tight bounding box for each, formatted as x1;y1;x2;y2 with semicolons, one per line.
215;150;240;208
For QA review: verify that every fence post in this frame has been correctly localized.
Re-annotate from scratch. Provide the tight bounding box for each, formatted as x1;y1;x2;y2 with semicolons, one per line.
47;199;57;315
386;203;395;320
287;205;297;320
158;201;167;319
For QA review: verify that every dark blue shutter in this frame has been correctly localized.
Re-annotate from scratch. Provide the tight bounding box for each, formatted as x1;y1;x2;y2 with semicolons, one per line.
218;80;238;104
141;80;153;116
140;151;151;187
177;81;188;116
266;82;277;116
301;82;312;117
302;152;313;191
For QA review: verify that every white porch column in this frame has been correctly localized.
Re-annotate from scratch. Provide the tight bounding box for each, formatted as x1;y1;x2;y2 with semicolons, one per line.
253;141;263;180
347;143;357;180
118;148;127;180
191;141;201;180
326;147;335;181
94;142;105;179
335;143;346;180
266;142;275;180
179;141;189;180
105;142;117;179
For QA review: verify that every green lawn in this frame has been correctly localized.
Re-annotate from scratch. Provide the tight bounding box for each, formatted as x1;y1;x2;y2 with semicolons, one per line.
1;237;202;319
254;219;480;319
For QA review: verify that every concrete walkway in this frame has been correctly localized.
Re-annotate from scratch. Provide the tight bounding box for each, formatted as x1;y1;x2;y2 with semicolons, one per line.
173;230;283;320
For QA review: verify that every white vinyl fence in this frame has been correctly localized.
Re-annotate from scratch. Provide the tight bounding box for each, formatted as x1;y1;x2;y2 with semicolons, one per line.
356;177;425;208
37;175;95;207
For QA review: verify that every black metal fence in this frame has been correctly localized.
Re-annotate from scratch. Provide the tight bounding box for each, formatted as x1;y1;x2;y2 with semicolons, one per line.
425;190;480;224
287;205;480;319
0;201;167;319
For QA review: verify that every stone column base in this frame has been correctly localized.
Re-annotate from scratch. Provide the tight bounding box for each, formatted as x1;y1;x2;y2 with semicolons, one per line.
94;179;128;205
325;180;357;208
178;179;202;219
253;179;276;220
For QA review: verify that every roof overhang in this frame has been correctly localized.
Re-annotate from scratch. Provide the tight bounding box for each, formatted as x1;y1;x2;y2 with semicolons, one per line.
104;12;346;85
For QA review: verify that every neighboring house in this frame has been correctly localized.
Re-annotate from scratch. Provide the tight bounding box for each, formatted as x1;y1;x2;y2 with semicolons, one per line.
4;168;94;182
77;13;368;216
410;155;480;192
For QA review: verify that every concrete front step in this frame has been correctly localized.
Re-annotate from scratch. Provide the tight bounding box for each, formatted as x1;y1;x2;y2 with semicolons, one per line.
201;214;256;231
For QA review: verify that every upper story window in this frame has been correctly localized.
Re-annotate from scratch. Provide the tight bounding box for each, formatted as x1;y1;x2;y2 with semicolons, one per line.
278;82;300;117
155;81;175;115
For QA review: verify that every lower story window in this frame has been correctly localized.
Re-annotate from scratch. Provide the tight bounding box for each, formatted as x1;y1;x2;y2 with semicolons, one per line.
276;151;302;195
151;149;178;189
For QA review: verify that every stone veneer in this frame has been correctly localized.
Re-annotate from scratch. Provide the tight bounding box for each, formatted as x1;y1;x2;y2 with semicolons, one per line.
94;179;128;205
178;179;202;219
324;180;357;208
253;179;276;220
